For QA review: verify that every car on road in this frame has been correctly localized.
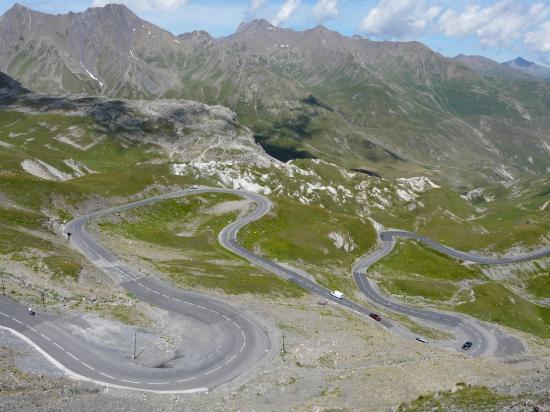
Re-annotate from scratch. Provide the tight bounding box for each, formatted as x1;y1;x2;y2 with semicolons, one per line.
27;307;35;316
369;313;381;321
190;185;198;189
462;341;473;350
415;337;428;344
330;290;344;299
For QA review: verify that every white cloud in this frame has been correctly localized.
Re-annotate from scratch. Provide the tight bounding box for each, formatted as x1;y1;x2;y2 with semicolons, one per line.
437;1;549;47
524;21;550;53
272;0;300;26
247;0;266;17
529;3;550;21
359;0;440;38
92;0;188;12
313;0;338;22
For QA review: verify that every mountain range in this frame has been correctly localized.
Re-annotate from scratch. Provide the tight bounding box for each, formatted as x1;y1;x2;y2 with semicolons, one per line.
1;3;549;188
503;57;550;79
454;55;550;81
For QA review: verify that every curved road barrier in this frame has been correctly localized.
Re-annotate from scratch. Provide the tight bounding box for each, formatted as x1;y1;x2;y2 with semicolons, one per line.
1;187;548;391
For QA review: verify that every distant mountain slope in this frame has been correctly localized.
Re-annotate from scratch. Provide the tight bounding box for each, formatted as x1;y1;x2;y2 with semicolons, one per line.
503;57;550;79
1;5;549;187
453;54;536;81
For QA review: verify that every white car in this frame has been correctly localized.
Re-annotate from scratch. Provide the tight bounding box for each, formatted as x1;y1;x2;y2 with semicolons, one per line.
330;290;344;299
190;185;198;189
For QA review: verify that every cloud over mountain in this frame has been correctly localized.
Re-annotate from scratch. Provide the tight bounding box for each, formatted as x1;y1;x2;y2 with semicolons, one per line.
359;0;549;63
313;0;338;22
359;0;440;38
272;0;300;26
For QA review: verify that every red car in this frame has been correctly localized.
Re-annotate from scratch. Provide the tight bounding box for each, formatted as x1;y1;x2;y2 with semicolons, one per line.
369;313;381;321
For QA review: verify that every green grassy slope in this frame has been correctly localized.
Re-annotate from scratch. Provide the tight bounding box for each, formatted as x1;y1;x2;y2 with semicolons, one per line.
372;241;550;338
239;196;377;294
98;194;304;297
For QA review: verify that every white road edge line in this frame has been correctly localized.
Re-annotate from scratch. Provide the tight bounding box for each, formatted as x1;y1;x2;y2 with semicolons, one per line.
204;366;221;376
120;379;141;384
0;326;209;394
66;351;79;361
81;361;95;371
176;377;198;383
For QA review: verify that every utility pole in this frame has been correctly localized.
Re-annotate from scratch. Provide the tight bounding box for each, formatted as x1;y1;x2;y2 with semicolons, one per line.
133;332;137;359
282;334;286;355
41;291;45;308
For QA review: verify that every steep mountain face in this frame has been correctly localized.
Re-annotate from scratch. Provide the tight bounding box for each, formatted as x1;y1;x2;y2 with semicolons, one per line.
1;5;549;187
503;57;550;79
0;3;185;97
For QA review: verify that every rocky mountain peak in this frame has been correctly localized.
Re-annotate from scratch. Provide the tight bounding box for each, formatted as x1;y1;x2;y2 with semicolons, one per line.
503;56;550;78
511;57;534;67
79;3;145;28
178;30;212;43
236;19;276;33
4;3;31;14
2;2;40;21
311;24;329;33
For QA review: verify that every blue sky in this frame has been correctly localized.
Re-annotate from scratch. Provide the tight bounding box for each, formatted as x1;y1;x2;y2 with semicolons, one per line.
1;0;549;65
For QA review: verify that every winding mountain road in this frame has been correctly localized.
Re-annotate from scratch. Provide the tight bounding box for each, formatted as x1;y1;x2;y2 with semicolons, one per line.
1;187;548;392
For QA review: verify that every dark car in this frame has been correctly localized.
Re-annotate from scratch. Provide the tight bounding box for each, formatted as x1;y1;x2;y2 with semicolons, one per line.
462;341;473;350
369;313;381;321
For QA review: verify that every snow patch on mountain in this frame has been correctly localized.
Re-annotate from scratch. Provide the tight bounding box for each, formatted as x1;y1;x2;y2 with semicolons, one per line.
80;62;103;87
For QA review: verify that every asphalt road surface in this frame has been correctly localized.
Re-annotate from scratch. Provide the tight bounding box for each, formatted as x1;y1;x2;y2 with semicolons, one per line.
2;187;548;392
352;230;549;357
